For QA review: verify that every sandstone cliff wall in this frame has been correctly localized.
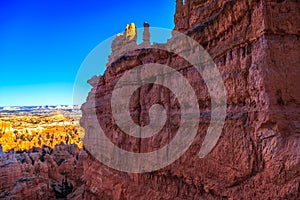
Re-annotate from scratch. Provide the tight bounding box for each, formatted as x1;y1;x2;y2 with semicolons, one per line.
81;0;300;199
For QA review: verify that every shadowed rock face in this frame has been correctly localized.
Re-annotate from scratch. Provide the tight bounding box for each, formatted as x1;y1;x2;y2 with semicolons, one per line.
81;0;300;199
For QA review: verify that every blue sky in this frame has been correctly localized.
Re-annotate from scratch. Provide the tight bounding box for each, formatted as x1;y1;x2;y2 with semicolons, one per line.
0;0;175;106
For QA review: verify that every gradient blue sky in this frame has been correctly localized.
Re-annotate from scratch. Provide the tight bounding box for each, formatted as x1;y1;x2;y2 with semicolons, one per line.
0;0;175;106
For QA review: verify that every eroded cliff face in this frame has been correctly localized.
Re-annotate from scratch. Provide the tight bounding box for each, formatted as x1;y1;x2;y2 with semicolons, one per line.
81;0;300;199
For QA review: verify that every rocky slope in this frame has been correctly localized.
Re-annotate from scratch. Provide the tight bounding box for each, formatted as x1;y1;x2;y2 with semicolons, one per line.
81;0;300;199
0;144;87;199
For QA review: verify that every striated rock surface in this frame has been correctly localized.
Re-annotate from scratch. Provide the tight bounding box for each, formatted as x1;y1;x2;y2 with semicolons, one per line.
81;0;300;199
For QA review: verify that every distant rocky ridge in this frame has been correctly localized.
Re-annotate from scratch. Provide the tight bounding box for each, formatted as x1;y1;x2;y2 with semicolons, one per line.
0;105;82;118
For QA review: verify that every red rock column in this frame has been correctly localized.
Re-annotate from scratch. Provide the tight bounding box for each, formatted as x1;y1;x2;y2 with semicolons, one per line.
142;22;150;47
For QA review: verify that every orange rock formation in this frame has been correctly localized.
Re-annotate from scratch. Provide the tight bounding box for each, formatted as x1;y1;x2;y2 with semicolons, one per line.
0;114;83;152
